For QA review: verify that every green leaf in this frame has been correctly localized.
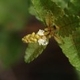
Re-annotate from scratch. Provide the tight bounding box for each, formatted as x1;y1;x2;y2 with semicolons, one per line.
55;14;80;36
59;28;80;70
51;1;80;36
29;0;80;71
64;1;80;17
51;0;80;16
24;43;47;63
29;0;64;22
51;0;69;9
30;0;80;37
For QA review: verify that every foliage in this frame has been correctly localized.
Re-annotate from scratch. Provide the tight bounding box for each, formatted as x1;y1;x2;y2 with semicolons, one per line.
0;0;80;71
0;0;30;67
24;43;46;63
23;0;80;71
60;33;80;70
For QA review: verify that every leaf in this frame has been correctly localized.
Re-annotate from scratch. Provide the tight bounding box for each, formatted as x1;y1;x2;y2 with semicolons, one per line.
51;1;80;36
59;28;80;70
24;43;47;63
51;0;80;16
29;0;80;71
30;0;80;37
29;0;64;22
55;14;80;36
51;0;69;9
67;0;80;16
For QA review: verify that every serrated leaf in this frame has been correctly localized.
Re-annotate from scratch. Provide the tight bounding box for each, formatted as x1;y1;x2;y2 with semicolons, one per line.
55;14;80;36
59;28;80;70
70;0;80;8
30;0;80;37
51;0;69;9
72;28;80;58
24;43;47;63
29;0;64;22
29;0;80;71
64;0;80;16
51;0;80;16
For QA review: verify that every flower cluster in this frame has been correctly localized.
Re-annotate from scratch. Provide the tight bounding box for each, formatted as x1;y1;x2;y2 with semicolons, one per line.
22;29;49;46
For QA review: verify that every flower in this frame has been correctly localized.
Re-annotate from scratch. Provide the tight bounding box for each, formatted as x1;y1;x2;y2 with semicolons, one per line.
38;36;48;46
37;29;44;36
22;29;49;45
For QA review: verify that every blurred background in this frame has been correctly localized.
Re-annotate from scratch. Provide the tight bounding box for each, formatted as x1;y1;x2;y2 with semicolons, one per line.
0;0;79;80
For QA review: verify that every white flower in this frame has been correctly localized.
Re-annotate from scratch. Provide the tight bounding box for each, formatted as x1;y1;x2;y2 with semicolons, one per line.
37;29;44;36
38;37;48;46
37;29;48;45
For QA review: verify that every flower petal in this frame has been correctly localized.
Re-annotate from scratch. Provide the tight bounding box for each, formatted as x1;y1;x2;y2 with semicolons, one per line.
37;29;44;36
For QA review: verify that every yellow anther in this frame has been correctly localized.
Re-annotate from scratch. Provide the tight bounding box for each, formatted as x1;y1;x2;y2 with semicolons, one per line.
25;40;28;43
35;34;41;39
22;38;25;42
26;34;31;38
33;38;37;42
30;37;35;41
22;38;28;43
28;40;32;43
32;32;36;37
